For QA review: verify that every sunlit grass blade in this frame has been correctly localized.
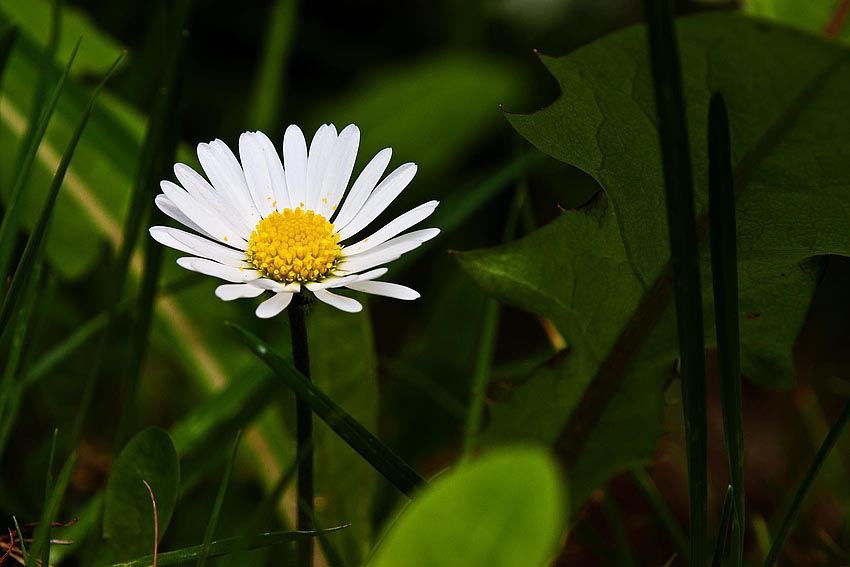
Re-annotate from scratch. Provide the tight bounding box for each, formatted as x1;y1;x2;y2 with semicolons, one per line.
631;468;689;560
246;0;297;131
764;396;850;566
196;431;241;567
115;0;190;449
229;322;427;497
643;1;708;563
0;51;124;338
0;35;77;284
105;527;348;567
712;485;734;567
708;93;745;566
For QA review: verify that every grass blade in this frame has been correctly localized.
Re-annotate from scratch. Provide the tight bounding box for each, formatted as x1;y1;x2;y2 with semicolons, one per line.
196;431;241;567
246;0;297;132
712;485;734;567
632;468;689;560
0;32;75;284
0;50;124;338
28;449;77;565
105;527;348;567
228;322;427;497
708;92;745;566
603;488;637;567
764;396;850;566
115;0;190;449
643;1;708;563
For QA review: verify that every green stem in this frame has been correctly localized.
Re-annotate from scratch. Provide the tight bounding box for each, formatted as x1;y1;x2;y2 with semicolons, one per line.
288;295;313;567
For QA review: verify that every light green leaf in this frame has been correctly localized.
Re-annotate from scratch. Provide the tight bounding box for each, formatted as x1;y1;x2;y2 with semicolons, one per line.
104;428;180;562
458;12;850;510
309;303;379;566
367;447;566;567
743;0;850;41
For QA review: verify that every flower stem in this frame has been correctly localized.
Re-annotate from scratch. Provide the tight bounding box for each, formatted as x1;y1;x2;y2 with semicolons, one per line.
288;295;313;567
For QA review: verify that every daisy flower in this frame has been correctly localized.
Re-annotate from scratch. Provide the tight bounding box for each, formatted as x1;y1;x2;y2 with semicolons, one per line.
149;124;439;317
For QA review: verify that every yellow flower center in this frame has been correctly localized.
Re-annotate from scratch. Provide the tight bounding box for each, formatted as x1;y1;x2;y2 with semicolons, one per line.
247;208;341;284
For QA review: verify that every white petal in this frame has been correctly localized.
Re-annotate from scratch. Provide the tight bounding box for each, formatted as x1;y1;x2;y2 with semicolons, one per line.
150;226;247;266
176;257;260;282
160;181;246;245
255;292;294;318
316;124;360;218
215;283;265;301
336;163;417;241
283;125;308;209
338;228;440;273
342;200;439;253
155;194;213;239
345;280;420;300
173;163;252;238
197;140;259;225
305;124;337;211
312;289;362;313
239;132;279;217
253;279;301;293
304;268;385;292
332;147;391;227
252;131;290;210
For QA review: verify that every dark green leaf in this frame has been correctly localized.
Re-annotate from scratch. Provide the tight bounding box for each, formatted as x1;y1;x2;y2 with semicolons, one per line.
103;428;180;562
458;12;850;510
366;448;565;567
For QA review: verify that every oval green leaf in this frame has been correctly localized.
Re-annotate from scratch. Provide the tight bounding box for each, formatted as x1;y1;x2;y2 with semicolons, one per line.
367;448;566;567
103;427;180;562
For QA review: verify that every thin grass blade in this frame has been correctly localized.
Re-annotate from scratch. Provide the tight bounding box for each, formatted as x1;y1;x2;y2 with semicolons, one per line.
105;527;348;567
229;322;427;497
708;93;745;566
632;468;689;560
603;488;637;567
764;396;850;566
712;485;734;567
28;450;77;565
643;1;707;563
0;34;77;284
196;431;241;567
115;0;190;449
0;51;124;337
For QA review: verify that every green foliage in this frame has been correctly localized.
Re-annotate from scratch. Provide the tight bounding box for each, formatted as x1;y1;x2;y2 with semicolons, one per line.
366;448;565;567
103;428;180;562
458;12;850;510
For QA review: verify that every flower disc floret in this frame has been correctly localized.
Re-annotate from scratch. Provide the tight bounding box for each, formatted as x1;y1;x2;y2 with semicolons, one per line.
247;208;341;284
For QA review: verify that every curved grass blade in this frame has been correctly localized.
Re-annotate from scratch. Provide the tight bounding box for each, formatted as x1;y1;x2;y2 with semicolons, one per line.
712;485;734;567
196;431;241;567
764;396;850;566
708;93;745;566
0;50;124;337
228;322;427;498
643;1;707;563
0;35;77;284
105;527;348;567
631;468;689;561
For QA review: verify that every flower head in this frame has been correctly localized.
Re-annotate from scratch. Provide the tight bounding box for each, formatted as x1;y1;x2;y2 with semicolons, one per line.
150;124;439;317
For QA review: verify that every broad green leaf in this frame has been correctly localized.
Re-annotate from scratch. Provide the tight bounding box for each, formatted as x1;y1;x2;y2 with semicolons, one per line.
309;303;379;566
458;12;850;510
367;448;566;567
104;428;180;562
